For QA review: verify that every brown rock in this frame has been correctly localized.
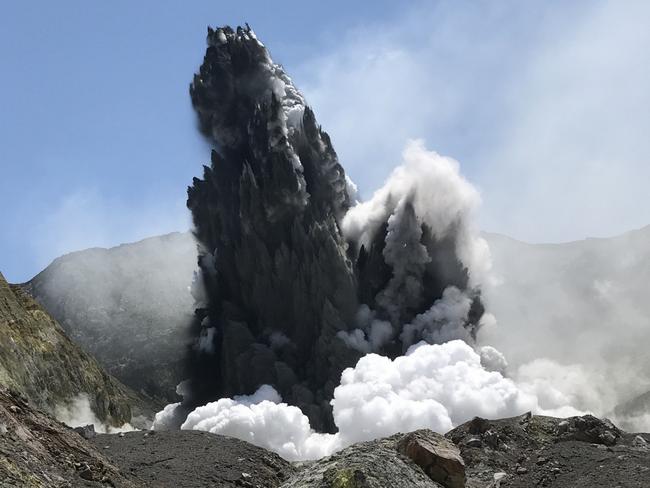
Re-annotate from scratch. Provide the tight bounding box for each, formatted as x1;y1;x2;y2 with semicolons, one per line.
397;429;466;488
468;416;491;435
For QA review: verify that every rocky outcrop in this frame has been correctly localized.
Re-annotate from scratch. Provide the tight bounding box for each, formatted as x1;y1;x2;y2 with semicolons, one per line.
446;413;650;488
397;430;466;488
555;414;621;446
0;387;138;487
0;271;152;427
279;431;450;488
24;232;196;403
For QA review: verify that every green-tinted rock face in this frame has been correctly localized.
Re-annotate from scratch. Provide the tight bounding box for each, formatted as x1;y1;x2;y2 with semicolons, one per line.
326;468;371;488
0;271;149;427
0;387;140;487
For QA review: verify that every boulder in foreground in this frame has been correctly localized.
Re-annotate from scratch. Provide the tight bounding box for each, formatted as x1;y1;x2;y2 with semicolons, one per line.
398;430;466;488
281;430;456;488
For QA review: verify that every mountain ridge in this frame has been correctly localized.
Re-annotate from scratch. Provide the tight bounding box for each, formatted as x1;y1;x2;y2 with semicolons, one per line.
23;231;197;404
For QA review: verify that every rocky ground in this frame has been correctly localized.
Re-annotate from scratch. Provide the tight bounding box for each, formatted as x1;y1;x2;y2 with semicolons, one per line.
447;412;650;487
0;388;137;487
0;386;293;487
89;430;294;488
281;430;461;488
1;385;649;487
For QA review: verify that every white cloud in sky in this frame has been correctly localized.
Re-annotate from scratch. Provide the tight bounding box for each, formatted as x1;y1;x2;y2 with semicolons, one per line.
296;0;650;243
30;1;650;272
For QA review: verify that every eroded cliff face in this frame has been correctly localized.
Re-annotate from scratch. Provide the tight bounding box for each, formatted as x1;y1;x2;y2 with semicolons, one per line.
183;25;484;431
0;272;146;427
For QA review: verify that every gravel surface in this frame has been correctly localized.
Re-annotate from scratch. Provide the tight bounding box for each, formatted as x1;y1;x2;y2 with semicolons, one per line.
91;430;295;487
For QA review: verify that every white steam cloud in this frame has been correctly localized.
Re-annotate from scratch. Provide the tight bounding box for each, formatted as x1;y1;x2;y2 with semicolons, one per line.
295;0;650;436
342;139;490;287
400;285;473;350
55;394;136;434
479;229;650;430
299;1;650;243
334;140;492;355
156;340;581;461
153;139;590;461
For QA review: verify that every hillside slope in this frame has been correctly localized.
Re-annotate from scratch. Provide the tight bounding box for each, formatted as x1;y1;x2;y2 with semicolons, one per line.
0;388;139;487
0;271;152;428
25;232;197;403
483;225;650;365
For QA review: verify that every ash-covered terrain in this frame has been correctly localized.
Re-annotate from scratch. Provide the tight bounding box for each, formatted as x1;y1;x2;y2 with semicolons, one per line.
2;387;648;487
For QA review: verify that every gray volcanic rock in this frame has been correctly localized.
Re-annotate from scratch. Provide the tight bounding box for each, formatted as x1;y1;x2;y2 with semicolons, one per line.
397;430;466;488
82;418;650;487
446;413;650;488
182;25;484;431
3;392;647;488
0;387;139;487
24;232;197;403
280;431;447;488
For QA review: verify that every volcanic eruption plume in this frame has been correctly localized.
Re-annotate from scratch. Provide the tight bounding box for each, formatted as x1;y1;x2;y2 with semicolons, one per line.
167;25;489;433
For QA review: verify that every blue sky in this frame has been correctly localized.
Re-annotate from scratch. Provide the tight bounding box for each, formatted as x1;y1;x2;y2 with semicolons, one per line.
2;1;649;282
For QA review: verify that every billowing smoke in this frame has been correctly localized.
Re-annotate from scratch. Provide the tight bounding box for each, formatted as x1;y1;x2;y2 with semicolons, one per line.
338;139;491;354
342;139;490;288
153;24;619;460
155;340;580;461
479;230;650;431
290;1;650;433
175;25;488;434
